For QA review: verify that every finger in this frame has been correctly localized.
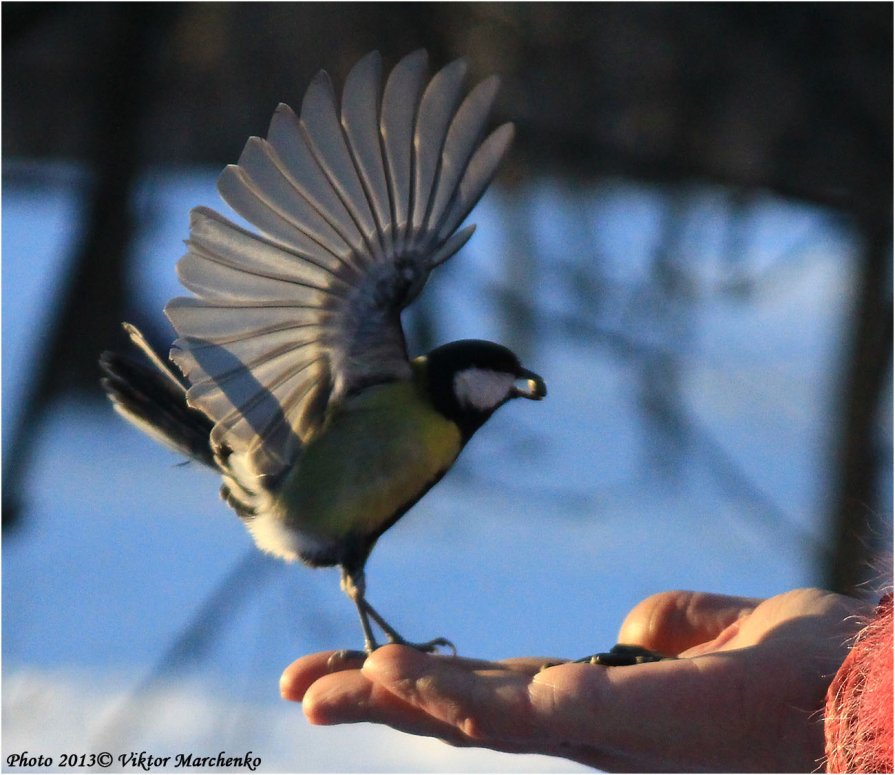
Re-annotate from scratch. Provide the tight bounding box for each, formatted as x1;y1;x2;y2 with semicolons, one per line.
280;650;366;701
533;649;790;771
280;650;546;704
617;590;761;654
432;655;552;674
497;657;559;674
365;643;806;771
365;643;772;769
301;665;477;747
363;645;545;743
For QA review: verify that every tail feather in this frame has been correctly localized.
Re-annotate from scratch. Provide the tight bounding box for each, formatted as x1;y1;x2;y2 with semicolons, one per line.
100;326;216;468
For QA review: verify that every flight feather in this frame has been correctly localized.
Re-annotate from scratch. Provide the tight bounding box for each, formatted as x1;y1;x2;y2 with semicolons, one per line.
165;50;513;481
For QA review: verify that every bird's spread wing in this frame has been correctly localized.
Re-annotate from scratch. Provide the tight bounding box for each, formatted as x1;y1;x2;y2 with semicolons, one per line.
164;50;514;481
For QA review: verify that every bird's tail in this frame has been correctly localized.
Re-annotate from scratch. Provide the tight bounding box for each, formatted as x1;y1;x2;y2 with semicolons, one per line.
100;323;216;468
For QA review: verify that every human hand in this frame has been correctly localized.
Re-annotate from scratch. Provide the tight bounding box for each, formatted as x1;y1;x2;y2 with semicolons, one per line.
280;588;870;772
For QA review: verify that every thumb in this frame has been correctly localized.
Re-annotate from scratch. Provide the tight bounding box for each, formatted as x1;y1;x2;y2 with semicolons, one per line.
618;590;761;655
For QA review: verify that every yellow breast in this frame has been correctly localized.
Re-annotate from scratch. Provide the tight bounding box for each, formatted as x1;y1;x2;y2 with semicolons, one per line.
275;380;462;541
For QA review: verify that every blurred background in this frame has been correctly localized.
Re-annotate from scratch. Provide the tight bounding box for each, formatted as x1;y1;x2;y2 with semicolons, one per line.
3;3;892;772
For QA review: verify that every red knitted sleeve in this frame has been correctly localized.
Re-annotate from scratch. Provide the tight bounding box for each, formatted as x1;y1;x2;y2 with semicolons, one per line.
825;592;893;773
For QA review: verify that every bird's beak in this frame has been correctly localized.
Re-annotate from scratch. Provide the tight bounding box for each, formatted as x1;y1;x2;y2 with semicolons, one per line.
513;368;547;400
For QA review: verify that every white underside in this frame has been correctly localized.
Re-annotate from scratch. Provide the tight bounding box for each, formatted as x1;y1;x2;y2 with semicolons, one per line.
222;451;337;565
245;509;335;563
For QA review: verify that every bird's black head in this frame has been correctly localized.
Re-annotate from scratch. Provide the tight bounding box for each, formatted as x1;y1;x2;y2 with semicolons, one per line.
422;339;546;439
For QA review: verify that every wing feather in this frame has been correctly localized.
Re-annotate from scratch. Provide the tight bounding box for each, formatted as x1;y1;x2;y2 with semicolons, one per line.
177;252;336;305
411;59;467;233
165;51;512;481
437;122;515;245
341;51;392;251
166;298;328;338
187;207;341;283
232;138;354;264
218;164;356;266
380;50;428;250
424;76;501;239
265;104;366;261
300;72;383;260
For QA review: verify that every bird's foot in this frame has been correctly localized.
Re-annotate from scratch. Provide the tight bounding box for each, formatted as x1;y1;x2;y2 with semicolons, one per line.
356;597;456;655
345;635;457;657
384;635;456;656
326;649;368;671
539;643;675;671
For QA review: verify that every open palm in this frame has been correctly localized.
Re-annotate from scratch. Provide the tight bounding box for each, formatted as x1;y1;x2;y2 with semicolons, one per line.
281;588;869;772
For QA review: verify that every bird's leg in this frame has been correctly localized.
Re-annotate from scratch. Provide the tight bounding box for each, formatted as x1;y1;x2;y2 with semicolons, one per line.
339;566;455;655
361;599;456;655
340;567;379;654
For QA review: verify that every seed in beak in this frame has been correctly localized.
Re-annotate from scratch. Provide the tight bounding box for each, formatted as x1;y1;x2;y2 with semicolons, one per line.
513;370;547;400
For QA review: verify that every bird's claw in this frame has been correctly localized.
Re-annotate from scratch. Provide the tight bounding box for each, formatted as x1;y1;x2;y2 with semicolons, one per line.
382;635;456;656
411;636;457;655
327;649;367;671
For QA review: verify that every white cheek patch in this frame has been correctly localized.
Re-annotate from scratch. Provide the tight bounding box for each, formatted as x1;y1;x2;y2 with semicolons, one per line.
453;368;515;412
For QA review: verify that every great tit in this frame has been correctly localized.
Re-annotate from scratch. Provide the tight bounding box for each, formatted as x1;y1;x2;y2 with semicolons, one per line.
100;50;546;654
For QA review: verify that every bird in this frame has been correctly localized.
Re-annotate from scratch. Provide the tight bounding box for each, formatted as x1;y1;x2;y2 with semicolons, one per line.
100;49;546;655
